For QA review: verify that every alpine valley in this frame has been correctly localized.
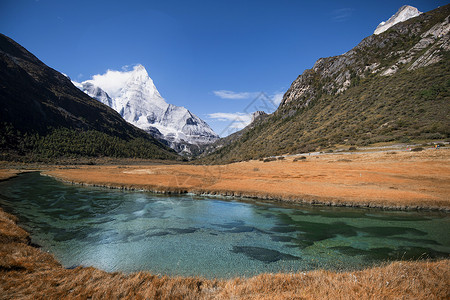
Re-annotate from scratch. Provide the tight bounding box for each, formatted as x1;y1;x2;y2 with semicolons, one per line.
201;4;450;164
0;4;448;164
73;66;219;155
1;3;450;299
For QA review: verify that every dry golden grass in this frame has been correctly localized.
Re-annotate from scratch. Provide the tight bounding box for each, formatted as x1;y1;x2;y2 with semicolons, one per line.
2;259;449;299
0;169;449;299
44;148;450;210
0;169;19;182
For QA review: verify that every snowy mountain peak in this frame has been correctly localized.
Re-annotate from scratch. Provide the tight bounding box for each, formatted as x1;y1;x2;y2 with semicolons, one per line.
119;65;162;101
74;65;219;154
134;64;146;72
129;64;154;85
374;5;422;35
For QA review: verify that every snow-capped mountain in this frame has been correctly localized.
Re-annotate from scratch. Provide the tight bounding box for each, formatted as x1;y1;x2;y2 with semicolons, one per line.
374;5;422;35
74;65;218;153
73;81;113;107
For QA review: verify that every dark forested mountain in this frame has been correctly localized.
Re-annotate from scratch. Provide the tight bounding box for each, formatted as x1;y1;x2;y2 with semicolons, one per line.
0;33;178;161
202;4;450;164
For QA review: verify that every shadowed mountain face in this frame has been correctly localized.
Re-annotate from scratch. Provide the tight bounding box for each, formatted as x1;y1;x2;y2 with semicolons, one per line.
201;5;450;164
0;33;178;160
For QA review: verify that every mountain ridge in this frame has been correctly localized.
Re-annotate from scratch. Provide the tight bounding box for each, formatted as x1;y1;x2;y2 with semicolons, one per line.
200;4;450;164
0;33;178;161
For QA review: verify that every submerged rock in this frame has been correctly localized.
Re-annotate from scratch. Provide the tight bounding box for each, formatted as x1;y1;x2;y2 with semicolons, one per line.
231;246;301;263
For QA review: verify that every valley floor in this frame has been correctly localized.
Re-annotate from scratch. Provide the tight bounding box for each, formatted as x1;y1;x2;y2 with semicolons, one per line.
44;148;450;210
1;148;449;299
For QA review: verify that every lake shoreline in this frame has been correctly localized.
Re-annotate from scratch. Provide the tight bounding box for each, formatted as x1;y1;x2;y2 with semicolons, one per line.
44;172;450;212
39;148;450;212
1;169;449;298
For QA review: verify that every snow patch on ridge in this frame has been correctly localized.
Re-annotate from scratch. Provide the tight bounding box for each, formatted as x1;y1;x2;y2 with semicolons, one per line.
374;5;422;35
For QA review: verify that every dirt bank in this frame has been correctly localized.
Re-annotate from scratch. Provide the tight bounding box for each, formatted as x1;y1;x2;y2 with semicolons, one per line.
0;203;448;299
0;169;20;181
44;149;450;210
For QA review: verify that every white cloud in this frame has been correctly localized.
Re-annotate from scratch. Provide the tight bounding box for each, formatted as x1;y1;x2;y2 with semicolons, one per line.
82;65;144;98
213;90;257;100
271;92;284;105
208;112;253;130
213;89;284;107
121;65;133;71
87;70;133;98
331;8;354;22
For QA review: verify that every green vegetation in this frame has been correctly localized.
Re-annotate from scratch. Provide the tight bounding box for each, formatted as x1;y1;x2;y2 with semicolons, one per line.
201;53;449;164
0;125;178;162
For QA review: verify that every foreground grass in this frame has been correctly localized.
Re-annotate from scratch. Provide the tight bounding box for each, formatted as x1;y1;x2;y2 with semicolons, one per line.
2;255;449;299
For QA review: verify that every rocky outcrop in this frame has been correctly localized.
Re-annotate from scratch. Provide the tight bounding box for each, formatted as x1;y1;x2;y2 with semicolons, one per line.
251;111;267;122
280;4;449;108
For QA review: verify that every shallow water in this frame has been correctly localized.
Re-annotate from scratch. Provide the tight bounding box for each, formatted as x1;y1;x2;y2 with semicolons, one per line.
0;172;449;278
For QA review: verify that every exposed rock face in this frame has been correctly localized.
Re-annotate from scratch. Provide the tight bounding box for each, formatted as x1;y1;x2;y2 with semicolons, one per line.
251;111;267;122
374;5;422;35
280;5;449;108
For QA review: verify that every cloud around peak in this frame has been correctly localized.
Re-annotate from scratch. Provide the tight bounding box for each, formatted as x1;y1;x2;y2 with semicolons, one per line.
81;64;148;98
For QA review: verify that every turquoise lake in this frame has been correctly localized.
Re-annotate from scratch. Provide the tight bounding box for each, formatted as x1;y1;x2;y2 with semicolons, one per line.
0;172;448;278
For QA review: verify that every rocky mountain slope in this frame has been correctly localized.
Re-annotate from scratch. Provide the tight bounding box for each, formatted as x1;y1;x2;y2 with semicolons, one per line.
201;4;450;164
0;33;178;161
75;66;219;155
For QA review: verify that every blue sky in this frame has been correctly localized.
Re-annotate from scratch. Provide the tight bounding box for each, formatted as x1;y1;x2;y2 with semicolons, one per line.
1;0;447;136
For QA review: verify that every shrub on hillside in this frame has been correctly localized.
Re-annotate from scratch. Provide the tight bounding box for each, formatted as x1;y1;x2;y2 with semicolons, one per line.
293;156;307;161
263;157;277;163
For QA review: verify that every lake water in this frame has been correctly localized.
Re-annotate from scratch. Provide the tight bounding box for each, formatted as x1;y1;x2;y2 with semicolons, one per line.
0;172;449;278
